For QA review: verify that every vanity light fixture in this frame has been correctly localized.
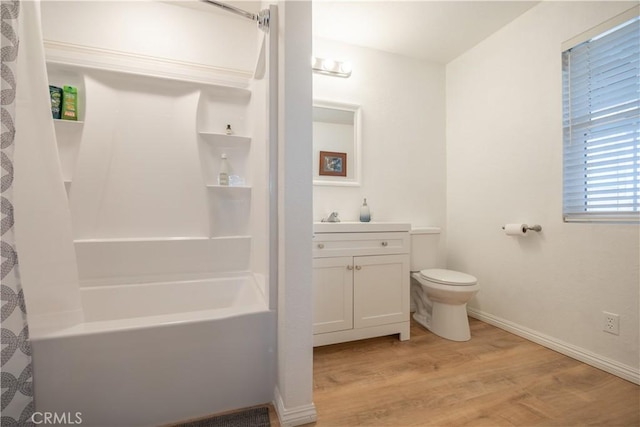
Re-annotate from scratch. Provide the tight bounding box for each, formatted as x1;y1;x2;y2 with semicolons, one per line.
312;56;352;78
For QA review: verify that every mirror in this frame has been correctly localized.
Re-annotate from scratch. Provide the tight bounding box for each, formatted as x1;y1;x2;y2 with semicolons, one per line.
313;100;361;186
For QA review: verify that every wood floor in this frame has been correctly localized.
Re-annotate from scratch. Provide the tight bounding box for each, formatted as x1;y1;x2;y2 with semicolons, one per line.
307;318;639;427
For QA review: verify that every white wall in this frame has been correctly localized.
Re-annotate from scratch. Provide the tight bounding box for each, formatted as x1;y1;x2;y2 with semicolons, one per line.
446;1;639;379
312;38;446;229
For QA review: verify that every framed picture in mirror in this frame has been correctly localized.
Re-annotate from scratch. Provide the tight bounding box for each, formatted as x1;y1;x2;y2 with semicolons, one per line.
319;151;347;177
313;100;361;186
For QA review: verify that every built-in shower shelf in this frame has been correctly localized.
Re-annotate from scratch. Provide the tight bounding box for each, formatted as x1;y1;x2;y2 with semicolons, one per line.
73;236;251;244
210;235;252;240
54;119;85;125
198;132;251;145
74;236;212;243
206;185;252;190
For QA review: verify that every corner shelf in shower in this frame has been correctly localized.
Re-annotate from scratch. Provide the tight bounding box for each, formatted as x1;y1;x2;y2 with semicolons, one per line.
74;236;216;243
54;119;85;125
198;132;251;145
206;185;252;190
73;236;252;250
210;235;252;240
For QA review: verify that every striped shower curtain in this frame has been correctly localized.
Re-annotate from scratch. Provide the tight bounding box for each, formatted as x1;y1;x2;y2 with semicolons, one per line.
1;0;35;425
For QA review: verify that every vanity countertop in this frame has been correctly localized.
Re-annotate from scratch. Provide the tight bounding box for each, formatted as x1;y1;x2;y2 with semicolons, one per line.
313;221;411;233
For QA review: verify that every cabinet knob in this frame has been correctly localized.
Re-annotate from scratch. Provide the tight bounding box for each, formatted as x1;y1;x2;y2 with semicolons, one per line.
317;243;325;249
381;241;388;247
355;265;362;270
346;265;353;270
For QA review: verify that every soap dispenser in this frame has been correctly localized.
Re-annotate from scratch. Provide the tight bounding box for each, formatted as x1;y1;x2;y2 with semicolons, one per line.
359;198;371;222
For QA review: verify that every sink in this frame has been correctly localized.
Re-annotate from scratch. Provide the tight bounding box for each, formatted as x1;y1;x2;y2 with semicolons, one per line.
313;221;411;233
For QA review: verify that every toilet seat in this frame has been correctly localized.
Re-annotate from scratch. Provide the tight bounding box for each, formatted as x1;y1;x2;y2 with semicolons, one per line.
419;268;477;286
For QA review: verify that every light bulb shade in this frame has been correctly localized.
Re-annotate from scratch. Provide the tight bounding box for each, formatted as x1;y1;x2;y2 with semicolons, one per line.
311;56;352;78
340;62;352;74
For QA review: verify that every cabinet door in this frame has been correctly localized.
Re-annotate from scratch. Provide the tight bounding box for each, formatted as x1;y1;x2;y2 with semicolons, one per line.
353;254;409;329
313;257;353;334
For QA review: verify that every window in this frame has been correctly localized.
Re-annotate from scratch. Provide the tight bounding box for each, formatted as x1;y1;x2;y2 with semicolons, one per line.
562;9;640;223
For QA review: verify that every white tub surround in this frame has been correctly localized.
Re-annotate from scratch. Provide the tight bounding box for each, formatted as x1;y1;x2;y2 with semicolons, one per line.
312;222;411;346
74;237;251;287
14;0;83;339
31;274;274;427
29;3;282;425
79;274;264;325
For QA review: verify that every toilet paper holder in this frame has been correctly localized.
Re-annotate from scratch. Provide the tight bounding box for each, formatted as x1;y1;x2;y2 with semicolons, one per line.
501;224;542;232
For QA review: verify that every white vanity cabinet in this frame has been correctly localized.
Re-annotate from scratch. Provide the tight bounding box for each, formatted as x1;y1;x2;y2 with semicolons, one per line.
312;223;411;347
313;256;353;335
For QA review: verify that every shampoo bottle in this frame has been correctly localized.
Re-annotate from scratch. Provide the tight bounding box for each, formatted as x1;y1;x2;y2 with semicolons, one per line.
218;153;230;186
61;85;78;121
359;198;371;222
49;86;63;119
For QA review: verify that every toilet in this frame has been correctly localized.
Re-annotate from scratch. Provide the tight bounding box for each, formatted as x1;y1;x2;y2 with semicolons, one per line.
410;228;480;341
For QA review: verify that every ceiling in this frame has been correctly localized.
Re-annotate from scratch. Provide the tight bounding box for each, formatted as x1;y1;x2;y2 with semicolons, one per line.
174;0;539;64
312;1;540;63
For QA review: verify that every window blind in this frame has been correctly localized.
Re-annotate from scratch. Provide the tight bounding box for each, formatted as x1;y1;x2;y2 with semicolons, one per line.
562;14;640;223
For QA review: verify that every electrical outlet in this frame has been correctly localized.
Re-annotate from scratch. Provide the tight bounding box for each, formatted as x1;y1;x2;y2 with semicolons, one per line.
603;312;620;335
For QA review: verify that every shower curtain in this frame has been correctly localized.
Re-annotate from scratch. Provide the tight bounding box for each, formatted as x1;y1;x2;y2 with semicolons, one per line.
1;0;34;425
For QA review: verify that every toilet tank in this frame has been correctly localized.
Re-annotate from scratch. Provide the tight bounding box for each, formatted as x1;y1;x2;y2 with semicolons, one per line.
410;227;442;271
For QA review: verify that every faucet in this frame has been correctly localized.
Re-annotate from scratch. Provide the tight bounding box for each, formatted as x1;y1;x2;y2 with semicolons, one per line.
324;212;340;223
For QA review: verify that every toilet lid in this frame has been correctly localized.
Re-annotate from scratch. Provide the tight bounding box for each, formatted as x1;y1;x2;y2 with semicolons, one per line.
419;268;477;286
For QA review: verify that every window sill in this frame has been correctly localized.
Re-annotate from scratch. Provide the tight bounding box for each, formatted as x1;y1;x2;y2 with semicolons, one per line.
563;213;640;224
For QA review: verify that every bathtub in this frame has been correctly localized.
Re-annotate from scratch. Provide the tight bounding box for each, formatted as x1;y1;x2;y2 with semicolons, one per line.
31;274;275;427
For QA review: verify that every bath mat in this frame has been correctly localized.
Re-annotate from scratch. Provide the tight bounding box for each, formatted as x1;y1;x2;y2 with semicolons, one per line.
176;407;270;427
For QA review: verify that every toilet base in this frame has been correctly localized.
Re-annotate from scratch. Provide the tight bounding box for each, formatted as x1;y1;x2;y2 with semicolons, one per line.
413;305;470;341
429;302;471;342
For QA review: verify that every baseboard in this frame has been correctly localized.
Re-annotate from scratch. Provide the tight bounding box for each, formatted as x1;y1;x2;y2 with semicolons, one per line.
273;386;317;427
467;308;640;385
